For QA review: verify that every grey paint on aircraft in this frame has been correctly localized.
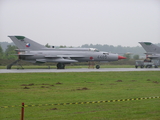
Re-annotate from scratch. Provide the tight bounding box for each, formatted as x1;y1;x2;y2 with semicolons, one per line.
8;36;126;69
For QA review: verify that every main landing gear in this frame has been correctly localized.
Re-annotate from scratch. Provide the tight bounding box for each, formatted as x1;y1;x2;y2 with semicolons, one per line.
57;63;65;69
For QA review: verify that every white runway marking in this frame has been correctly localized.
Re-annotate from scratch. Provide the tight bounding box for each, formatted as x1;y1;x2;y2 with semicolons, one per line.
0;68;160;73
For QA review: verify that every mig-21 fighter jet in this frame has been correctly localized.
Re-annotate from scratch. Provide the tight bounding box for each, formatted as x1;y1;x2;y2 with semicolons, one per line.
8;36;126;69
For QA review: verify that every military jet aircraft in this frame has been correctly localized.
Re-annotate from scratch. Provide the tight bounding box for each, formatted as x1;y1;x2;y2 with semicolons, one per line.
8;36;126;69
139;42;160;60
139;42;160;67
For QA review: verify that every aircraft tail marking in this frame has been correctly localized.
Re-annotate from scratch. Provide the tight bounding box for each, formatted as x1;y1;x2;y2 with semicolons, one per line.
8;36;47;50
139;42;160;54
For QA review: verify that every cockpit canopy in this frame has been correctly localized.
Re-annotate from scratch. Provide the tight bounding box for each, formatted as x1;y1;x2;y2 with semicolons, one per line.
89;48;99;52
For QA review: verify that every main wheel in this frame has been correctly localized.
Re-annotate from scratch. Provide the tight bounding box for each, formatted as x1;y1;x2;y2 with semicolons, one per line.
57;63;65;69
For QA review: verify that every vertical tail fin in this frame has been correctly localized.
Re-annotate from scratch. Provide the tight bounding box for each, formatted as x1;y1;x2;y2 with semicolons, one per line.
8;36;47;50
139;42;160;54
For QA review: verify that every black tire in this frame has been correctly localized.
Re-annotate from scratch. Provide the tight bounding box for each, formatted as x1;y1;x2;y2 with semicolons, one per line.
57;63;65;69
96;65;100;69
155;66;158;68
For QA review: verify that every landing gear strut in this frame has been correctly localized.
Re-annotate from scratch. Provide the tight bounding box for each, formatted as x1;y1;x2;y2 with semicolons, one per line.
7;59;24;69
57;63;65;69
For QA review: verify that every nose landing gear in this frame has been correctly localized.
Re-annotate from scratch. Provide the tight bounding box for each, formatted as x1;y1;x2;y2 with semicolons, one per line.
95;65;100;69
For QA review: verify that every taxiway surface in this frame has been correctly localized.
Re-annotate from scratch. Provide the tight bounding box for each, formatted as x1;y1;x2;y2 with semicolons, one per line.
0;68;160;73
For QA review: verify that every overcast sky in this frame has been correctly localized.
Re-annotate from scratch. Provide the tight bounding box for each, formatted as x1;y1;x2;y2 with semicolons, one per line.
0;0;160;47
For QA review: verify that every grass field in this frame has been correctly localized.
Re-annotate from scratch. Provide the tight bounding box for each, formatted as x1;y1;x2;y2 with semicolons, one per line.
0;71;160;120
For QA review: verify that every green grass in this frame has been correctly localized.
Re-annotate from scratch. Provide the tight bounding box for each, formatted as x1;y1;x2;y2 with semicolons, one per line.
0;71;160;120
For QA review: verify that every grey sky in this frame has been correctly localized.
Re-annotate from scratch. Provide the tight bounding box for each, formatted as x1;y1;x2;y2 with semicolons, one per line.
0;0;160;47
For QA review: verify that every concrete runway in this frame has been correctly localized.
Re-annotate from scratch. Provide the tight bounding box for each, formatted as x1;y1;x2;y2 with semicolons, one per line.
0;68;160;73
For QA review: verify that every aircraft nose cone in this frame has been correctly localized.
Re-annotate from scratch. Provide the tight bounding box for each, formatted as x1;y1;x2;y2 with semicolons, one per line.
118;56;126;60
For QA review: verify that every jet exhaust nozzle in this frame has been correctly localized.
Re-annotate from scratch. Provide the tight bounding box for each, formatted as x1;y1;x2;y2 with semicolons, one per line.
118;56;126;60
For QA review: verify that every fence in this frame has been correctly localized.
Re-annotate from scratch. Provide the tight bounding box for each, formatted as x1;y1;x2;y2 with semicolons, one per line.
1;96;159;120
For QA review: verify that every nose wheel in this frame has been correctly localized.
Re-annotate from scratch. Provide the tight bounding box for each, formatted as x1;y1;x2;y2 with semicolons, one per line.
96;65;100;69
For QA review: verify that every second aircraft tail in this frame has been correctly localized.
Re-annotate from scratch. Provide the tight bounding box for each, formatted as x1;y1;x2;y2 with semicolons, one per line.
139;42;160;54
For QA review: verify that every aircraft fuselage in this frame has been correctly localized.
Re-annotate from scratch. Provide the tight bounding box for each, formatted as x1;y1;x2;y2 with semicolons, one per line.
19;50;119;63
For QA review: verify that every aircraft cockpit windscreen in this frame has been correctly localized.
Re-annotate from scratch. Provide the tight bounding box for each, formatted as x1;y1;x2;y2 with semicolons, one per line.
89;48;99;52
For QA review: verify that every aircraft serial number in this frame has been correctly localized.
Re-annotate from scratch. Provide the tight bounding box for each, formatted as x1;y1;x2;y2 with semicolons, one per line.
97;55;108;59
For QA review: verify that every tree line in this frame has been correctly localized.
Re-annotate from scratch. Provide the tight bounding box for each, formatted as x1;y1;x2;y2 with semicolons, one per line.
81;44;146;56
0;45;17;60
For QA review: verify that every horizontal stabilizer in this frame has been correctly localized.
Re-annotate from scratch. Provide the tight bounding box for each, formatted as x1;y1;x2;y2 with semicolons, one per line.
144;52;155;55
15;49;31;52
147;55;159;59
